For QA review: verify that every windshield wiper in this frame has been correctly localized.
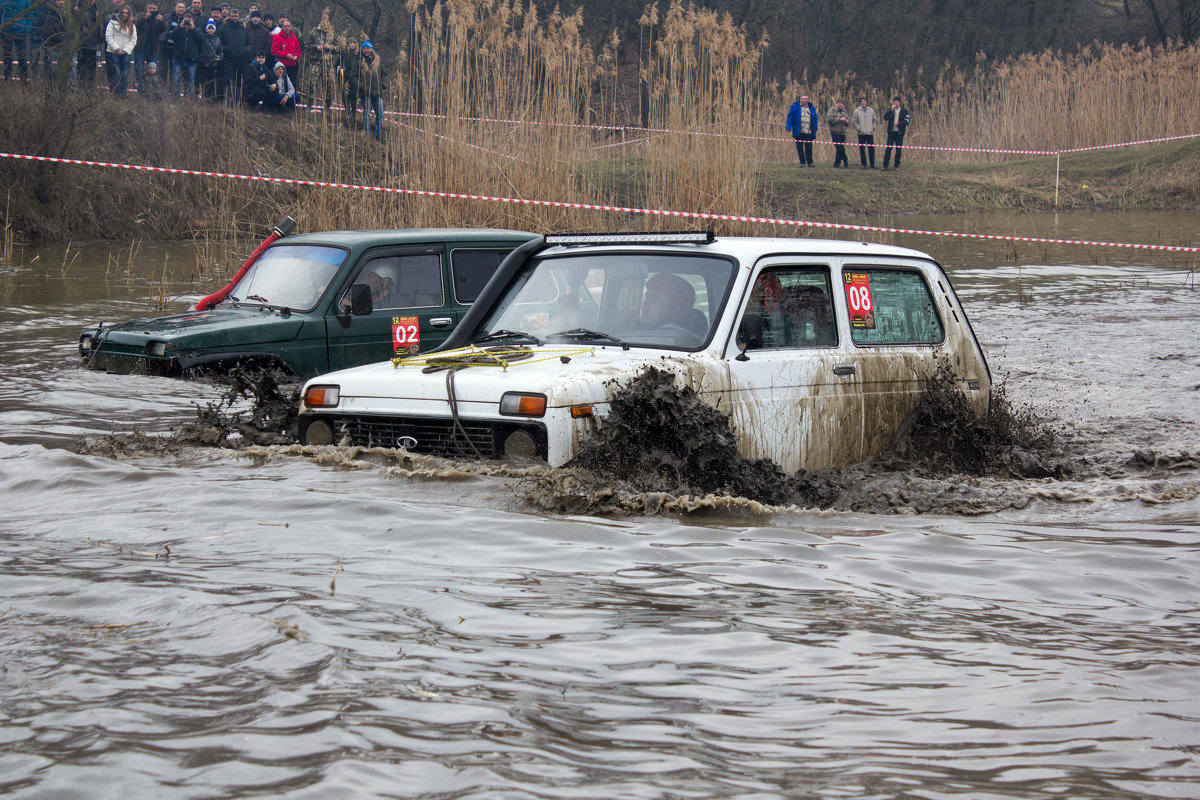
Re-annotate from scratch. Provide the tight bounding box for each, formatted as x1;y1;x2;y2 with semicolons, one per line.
472;329;542;346
246;294;270;303
547;328;629;350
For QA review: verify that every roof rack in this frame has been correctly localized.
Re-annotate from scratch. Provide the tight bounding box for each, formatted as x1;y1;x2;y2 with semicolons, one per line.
544;231;715;246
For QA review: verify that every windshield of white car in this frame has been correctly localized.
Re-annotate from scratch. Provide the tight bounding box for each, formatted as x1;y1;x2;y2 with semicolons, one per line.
230;245;346;312
477;252;736;351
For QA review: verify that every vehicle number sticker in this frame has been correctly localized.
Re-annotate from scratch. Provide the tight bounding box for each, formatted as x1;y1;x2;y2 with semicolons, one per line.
844;272;875;329
393;316;420;353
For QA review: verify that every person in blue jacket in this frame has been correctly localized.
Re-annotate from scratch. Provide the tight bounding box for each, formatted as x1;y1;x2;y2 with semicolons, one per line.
786;93;818;167
1;0;34;80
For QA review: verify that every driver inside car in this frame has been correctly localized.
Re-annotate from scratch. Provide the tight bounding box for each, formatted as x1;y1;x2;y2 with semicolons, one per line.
639;273;707;341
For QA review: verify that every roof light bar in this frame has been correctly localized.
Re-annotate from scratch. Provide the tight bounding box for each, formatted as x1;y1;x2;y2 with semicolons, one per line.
545;231;715;246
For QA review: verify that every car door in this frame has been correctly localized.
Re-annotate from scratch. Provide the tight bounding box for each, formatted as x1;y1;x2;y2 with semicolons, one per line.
722;261;865;472
836;260;948;457
325;245;454;371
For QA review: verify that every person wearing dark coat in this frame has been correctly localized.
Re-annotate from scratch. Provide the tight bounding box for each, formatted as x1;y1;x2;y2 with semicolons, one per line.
881;96;912;170
168;13;202;95
358;40;384;139
216;8;247;100
242;49;270;107
74;0;102;89
197;19;222;99
133;3;164;91
159;0;188;85
35;0;67;80
338;37;360;127
244;9;268;63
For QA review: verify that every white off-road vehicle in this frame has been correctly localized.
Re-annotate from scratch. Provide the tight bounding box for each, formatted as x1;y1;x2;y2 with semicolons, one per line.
298;232;990;472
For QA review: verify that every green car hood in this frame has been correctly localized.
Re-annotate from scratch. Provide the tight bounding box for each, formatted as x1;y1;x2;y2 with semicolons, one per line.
95;307;307;349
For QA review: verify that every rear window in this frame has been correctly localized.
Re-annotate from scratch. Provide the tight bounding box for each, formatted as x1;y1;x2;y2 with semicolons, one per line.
844;268;944;345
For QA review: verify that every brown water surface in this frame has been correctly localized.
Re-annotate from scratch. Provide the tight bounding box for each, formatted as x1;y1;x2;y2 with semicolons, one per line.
1;212;1198;799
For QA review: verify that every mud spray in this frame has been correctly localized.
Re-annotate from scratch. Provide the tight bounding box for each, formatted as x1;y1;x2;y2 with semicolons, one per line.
78;367;300;458
520;366;1198;516
78;366;1197;516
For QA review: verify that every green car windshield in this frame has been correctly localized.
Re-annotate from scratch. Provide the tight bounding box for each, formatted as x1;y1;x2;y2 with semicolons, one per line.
231;245;347;311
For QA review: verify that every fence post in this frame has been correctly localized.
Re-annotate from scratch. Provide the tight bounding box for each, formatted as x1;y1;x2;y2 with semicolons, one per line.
1054;151;1061;207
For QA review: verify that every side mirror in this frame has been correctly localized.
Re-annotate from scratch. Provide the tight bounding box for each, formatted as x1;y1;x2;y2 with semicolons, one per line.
349;283;373;316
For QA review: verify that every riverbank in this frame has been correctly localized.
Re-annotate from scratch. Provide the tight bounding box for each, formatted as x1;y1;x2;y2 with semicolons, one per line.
2;83;1198;245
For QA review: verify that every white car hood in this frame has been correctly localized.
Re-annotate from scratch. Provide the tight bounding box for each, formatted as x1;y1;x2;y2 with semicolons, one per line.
316;345;708;408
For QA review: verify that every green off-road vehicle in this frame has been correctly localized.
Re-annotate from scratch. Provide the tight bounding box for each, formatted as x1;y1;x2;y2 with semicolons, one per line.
79;226;537;379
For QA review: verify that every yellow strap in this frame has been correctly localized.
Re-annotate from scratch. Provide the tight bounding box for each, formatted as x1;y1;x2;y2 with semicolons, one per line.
392;345;594;370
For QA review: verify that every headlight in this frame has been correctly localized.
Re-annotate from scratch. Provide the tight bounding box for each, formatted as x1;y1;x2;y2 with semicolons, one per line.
305;385;340;408
148;341;167;357
499;392;547;417
80;334;94;351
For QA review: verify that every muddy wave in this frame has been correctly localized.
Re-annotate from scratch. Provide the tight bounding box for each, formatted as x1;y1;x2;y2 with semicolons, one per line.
520;367;1198;516
77;365;1198;518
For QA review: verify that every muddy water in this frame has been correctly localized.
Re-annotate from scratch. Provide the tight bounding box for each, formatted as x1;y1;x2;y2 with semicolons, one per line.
2;213;1199;799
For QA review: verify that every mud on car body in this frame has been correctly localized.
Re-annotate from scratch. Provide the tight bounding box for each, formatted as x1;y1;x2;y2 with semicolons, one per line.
78;228;537;380
298;232;992;473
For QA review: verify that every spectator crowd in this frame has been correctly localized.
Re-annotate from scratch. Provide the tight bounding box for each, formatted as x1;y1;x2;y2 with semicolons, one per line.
1;0;387;135
787;93;913;171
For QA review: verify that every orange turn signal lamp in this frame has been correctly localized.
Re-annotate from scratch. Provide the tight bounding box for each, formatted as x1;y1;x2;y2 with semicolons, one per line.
304;385;340;408
499;392;547;417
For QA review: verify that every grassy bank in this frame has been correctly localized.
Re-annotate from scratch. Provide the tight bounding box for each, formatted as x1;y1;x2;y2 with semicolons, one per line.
4;0;1200;254
2;83;1196;246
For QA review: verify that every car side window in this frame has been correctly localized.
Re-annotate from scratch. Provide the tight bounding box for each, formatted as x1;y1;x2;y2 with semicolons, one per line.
349;253;445;311
740;267;837;349
451;248;515;304
843;267;944;345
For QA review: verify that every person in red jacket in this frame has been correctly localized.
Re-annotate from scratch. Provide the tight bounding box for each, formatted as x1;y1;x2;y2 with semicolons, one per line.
269;14;299;90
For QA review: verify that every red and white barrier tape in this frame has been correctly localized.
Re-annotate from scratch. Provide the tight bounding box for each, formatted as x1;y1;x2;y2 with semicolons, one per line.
389;117;538;166
4;150;1198;253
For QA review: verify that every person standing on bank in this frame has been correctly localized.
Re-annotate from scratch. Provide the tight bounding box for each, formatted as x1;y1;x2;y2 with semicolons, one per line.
852;96;877;169
786;93;818;167
338;36;360;128
104;5;136;95
358;40;384;140
269;14;300;95
217;8;248;102
827;99;850;168
882;96;911;171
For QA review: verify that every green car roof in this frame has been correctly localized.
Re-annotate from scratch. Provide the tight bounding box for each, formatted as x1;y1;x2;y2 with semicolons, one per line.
281;228;538;251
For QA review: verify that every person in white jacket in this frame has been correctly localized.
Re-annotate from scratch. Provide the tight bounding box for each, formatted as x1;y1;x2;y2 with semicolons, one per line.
104;6;137;95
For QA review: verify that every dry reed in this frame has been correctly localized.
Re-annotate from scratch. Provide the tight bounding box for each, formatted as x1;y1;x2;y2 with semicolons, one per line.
0;2;1197;248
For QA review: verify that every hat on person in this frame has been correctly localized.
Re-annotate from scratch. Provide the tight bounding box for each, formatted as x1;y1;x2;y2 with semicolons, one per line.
360;40;372;49
248;9;259;16
206;19;216;29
